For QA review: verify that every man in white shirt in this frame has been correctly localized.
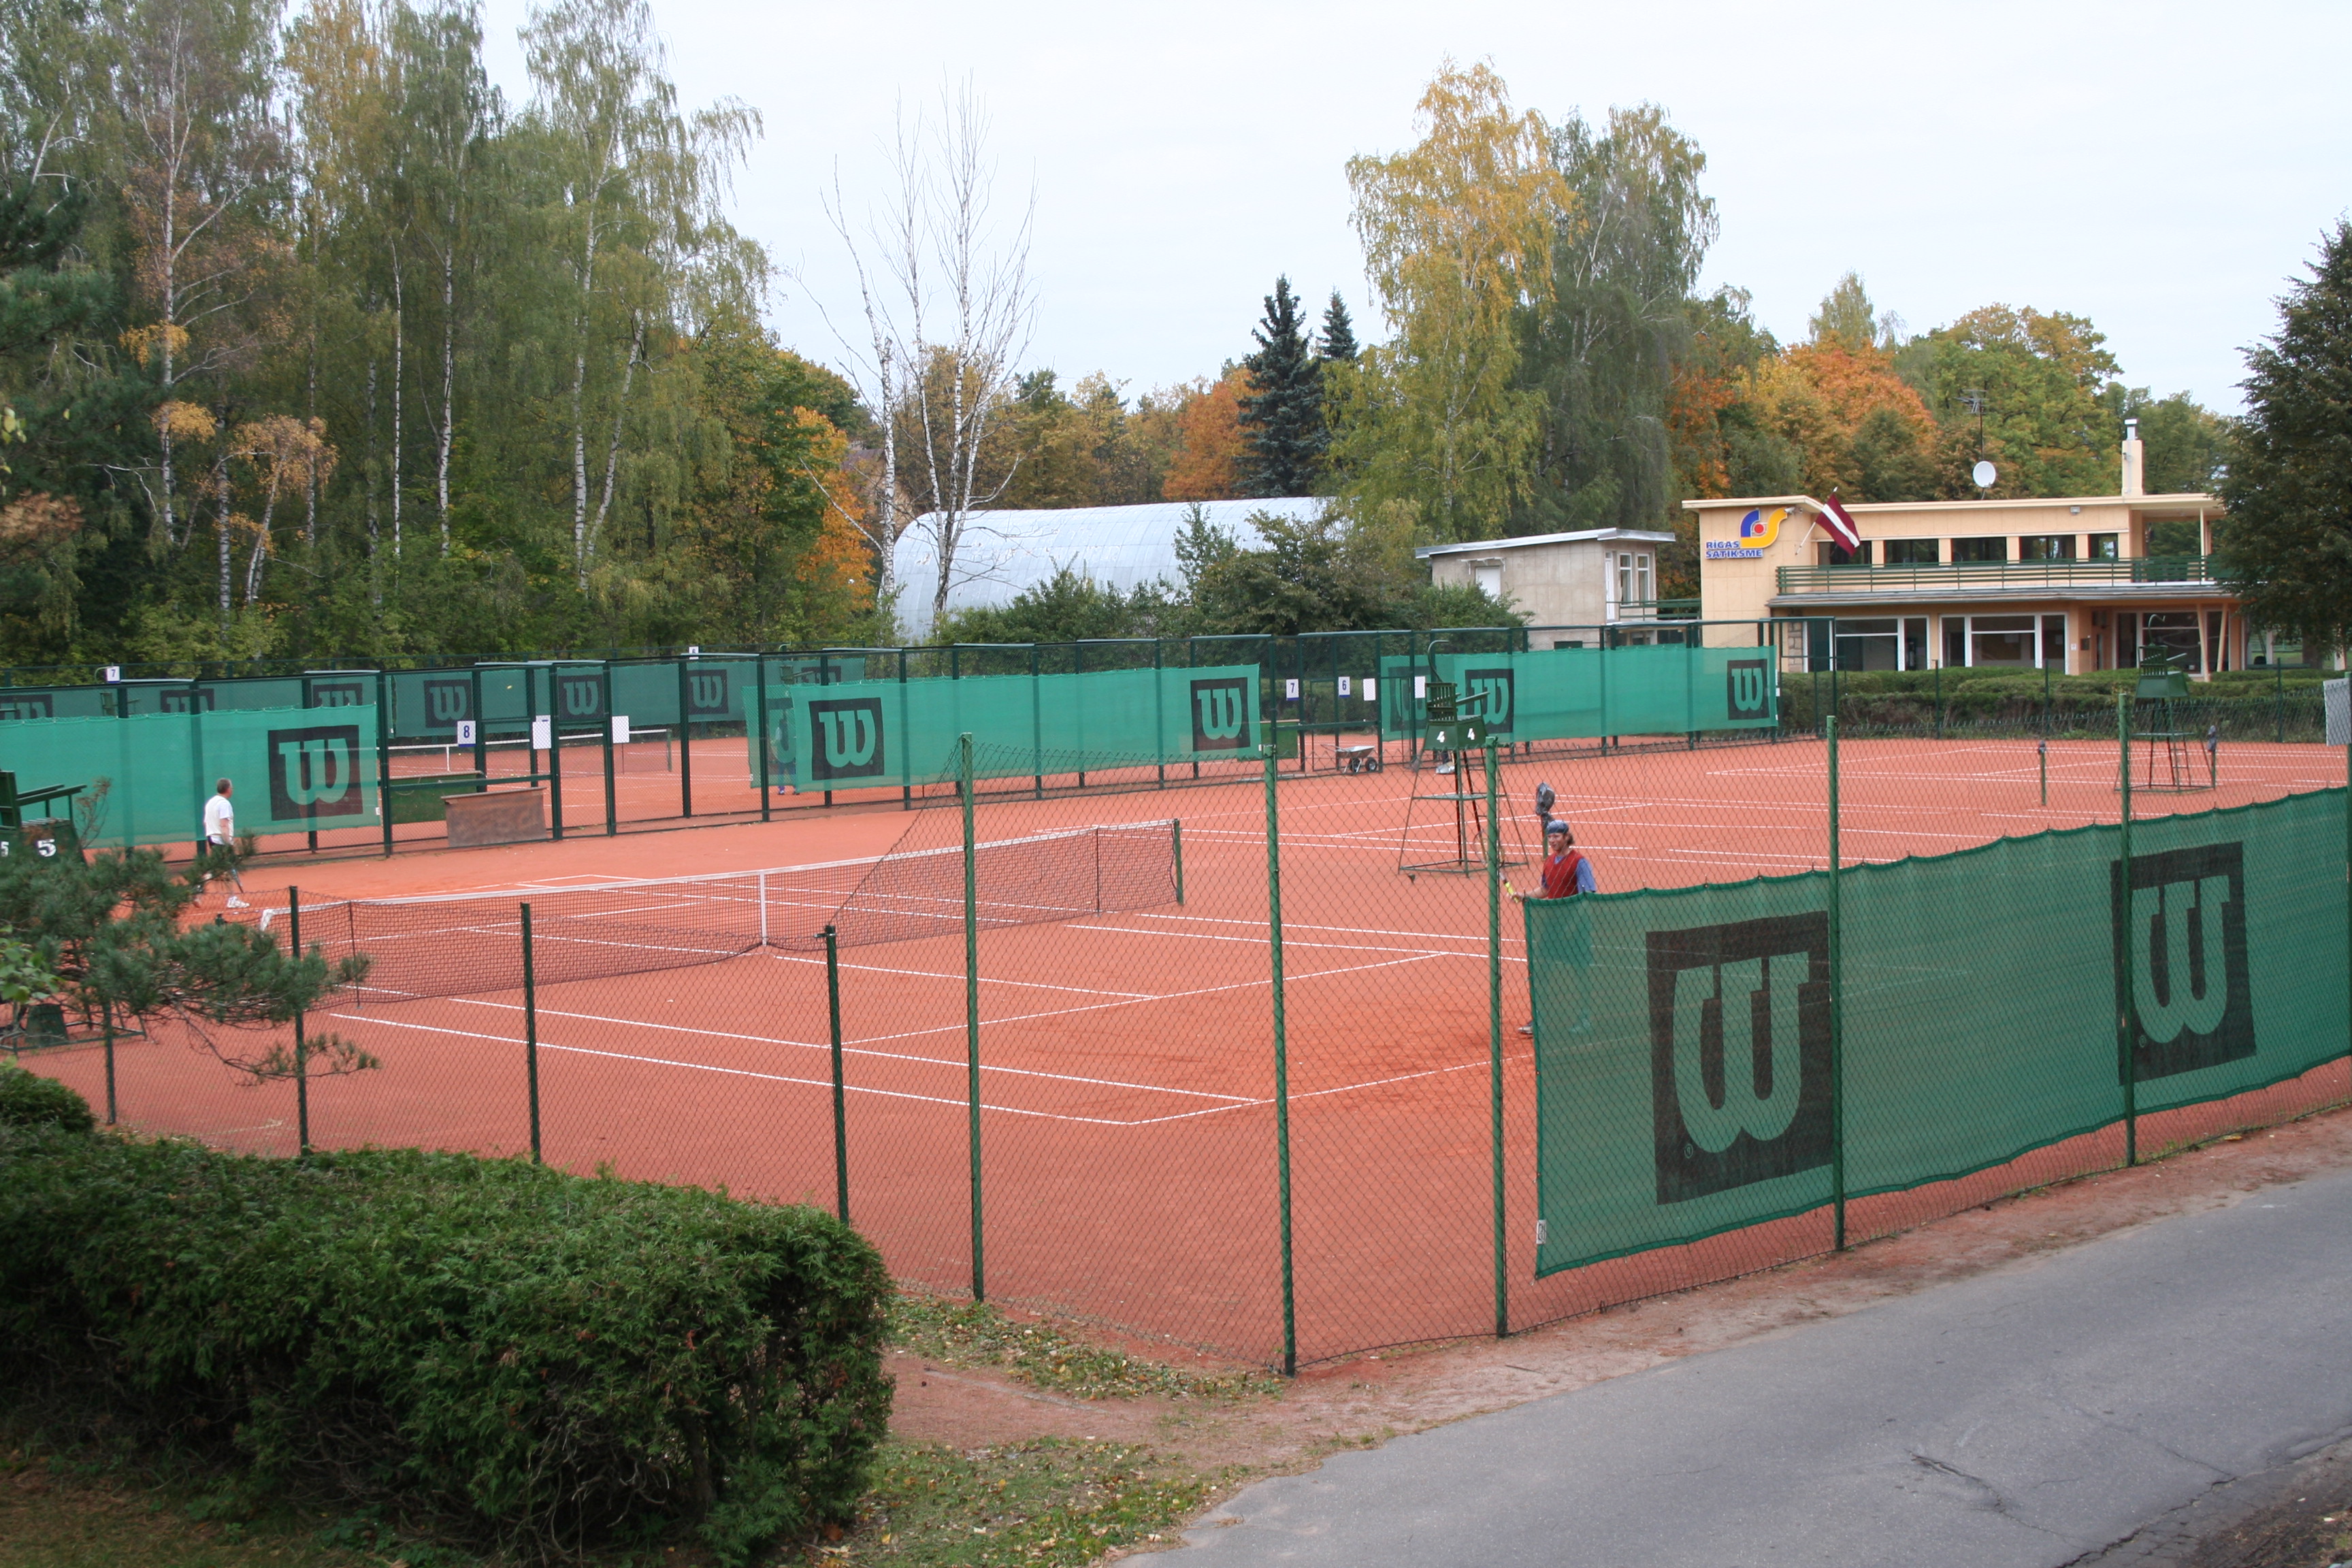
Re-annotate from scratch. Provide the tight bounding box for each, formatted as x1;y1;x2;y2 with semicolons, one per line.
201;778;248;908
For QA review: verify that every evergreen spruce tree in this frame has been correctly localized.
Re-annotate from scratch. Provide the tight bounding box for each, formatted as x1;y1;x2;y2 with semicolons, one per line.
2217;220;2352;656
1237;276;1326;496
1318;291;1358;364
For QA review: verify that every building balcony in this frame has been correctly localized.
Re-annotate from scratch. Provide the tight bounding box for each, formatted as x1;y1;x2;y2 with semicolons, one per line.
1613;598;1701;621
1771;556;2222;606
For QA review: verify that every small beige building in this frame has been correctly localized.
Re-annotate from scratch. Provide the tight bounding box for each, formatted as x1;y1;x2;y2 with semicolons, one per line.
1416;527;1682;634
1684;428;2253;676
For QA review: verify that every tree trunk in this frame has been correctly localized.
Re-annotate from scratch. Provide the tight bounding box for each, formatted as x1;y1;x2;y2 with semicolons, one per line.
391;261;404;560
365;355;382;606
438;244;454;554
213;451;232;633
585;312;642;580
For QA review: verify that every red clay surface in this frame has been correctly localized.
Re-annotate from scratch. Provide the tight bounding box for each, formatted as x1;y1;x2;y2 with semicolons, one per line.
35;733;2347;1367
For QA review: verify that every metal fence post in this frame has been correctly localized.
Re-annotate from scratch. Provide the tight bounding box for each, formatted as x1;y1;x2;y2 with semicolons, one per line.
2118;693;2136;1167
1828;713;1845;1251
961;732;985;1302
826;922;849;1224
101;1002;116;1126
676;657;694;819
1172;818;1185;905
1265;740;1295;1376
601;662;618;836
376;668;394;856
291;885;309;1154
756;654;774;823
523;901;541;1163
1485;733;1506;1338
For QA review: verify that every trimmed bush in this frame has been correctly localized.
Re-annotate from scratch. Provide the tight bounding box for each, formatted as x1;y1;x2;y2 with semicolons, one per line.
0;1063;94;1132
0;1128;892;1563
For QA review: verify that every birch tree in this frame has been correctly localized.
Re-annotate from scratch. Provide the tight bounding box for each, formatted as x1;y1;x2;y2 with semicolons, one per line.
819;83;1034;627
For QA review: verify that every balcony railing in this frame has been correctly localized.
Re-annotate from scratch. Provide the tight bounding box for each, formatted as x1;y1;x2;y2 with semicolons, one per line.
1774;556;2217;595
1614;598;1701;621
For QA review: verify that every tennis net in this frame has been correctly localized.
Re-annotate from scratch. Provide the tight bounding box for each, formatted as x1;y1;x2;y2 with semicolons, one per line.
273;820;1179;1003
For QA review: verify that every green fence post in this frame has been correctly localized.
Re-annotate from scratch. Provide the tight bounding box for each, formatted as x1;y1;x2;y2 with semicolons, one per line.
1485;732;1506;1339
962;732;985;1303
1265;740;1295;1376
1171;818;1185;905
600;663;618;836
2280;663;2288;746
2344;736;2349;1098
1827;713;1844;1251
2118;692;2136;1167
756;655;774;823
2041;659;2051;806
1934;662;1943;740
826;922;849;1225
519;901;542;1162
376;668;394;856
676;658;694;818
291;885;309;1154
544;667;566;841
101;1001;116;1126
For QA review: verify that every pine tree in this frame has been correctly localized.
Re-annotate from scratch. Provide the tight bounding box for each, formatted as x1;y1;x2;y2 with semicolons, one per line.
1237;276;1326;496
1318;291;1358;363
2217;220;2352;655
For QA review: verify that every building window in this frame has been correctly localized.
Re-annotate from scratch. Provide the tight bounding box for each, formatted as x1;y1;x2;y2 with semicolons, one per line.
2042;615;2068;672
1883;538;1940;564
1951;537;2008;563
1904;617;1928;670
1833;618;1899;671
2139;611;2204;674
1943;618;1965;668
1968;615;2038;668
1614;551;1652;608
2019;535;2076;561
1815;541;1869;566
1472;561;1503;600
2087;533;2119;561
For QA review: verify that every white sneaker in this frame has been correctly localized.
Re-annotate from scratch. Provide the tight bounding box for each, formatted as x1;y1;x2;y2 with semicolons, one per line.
227;897;249;909
1435;762;1456;775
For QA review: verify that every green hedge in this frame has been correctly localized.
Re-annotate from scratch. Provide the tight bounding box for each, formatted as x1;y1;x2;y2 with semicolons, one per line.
1777;670;2331;741
0;1117;892;1563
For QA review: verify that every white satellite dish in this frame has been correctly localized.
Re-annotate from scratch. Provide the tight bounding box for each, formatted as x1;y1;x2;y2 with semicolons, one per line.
1971;459;1997;490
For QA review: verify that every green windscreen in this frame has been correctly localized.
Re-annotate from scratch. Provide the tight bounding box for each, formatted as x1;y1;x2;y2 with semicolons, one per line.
0;706;380;847
1378;645;1779;742
1528;788;2347;1277
781;664;1262;789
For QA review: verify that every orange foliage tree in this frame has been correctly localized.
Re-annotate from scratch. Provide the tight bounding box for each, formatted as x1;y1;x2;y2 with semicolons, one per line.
1160;371;1249;501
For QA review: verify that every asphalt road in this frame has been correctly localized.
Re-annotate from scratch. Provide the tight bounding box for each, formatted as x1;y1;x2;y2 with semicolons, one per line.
1180;1165;2352;1567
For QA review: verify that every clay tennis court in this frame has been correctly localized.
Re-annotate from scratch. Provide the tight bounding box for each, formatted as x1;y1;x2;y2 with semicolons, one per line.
31;732;2350;1365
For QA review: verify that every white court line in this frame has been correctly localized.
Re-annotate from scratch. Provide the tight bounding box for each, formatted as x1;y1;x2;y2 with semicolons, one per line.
1116;910;1519;951
325;1011;1531;1127
766;951;1153;998
435;998;1254;1100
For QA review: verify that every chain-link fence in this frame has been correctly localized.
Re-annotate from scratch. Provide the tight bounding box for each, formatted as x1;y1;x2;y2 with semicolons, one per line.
21;694;2351;1371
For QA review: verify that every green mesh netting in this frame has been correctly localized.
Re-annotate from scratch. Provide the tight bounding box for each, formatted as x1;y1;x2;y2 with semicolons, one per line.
1378;644;1780;742
1529;787;2348;1277
0;705;381;846
778;664;1262;788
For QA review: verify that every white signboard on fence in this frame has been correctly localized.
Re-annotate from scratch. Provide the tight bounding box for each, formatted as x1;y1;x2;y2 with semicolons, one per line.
531;715;553;751
455;719;477;747
2326;678;2349;747
610;715;632;745
1337;676;1352;698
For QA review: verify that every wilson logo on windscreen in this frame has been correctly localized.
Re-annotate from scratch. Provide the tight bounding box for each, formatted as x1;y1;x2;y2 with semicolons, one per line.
557;674;604;719
1189;678;1249;751
267;724;362;820
422;678;472;726
308;681;365;708
1463;667;1515;730
807;696;885;781
1725;659;1769;719
159;688;216;714
2114;843;2255;1081
684;670;732;717
1648;913;1832;1203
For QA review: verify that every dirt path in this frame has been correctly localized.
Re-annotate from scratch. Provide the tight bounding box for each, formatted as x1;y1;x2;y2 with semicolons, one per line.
890;1100;2352;1493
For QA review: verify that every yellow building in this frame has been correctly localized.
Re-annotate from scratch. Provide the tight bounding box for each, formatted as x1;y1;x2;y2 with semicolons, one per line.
1685;429;2253;676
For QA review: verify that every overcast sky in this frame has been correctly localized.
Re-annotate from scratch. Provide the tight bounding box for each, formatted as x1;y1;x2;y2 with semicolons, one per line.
479;0;2344;416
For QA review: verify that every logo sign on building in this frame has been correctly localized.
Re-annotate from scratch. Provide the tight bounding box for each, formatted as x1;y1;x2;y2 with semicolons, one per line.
1;693;54;721
556;673;604;721
1188;677;1250;753
1648;912;1832;1203
1463;666;1515;732
267;723;363;821
1705;506;1786;561
308;680;367;708
684;668;734;718
421;678;472;728
806;696;885;781
2113;843;2255;1081
1725;659;1770;720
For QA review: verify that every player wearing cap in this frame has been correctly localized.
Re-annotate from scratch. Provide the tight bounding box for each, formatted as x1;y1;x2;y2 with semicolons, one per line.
1514;818;1592;1034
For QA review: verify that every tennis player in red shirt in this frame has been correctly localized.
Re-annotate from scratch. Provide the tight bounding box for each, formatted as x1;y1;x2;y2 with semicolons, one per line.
1516;819;1594;1034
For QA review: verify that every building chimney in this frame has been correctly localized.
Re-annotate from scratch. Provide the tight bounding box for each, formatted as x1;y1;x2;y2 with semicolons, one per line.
2120;416;2144;497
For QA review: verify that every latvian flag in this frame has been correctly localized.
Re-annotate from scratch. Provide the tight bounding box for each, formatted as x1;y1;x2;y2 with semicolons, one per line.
1819;493;1862;554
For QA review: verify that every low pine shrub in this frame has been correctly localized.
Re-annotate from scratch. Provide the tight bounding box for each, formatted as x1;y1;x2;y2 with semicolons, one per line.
0;1127;891;1563
0;1063;93;1132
